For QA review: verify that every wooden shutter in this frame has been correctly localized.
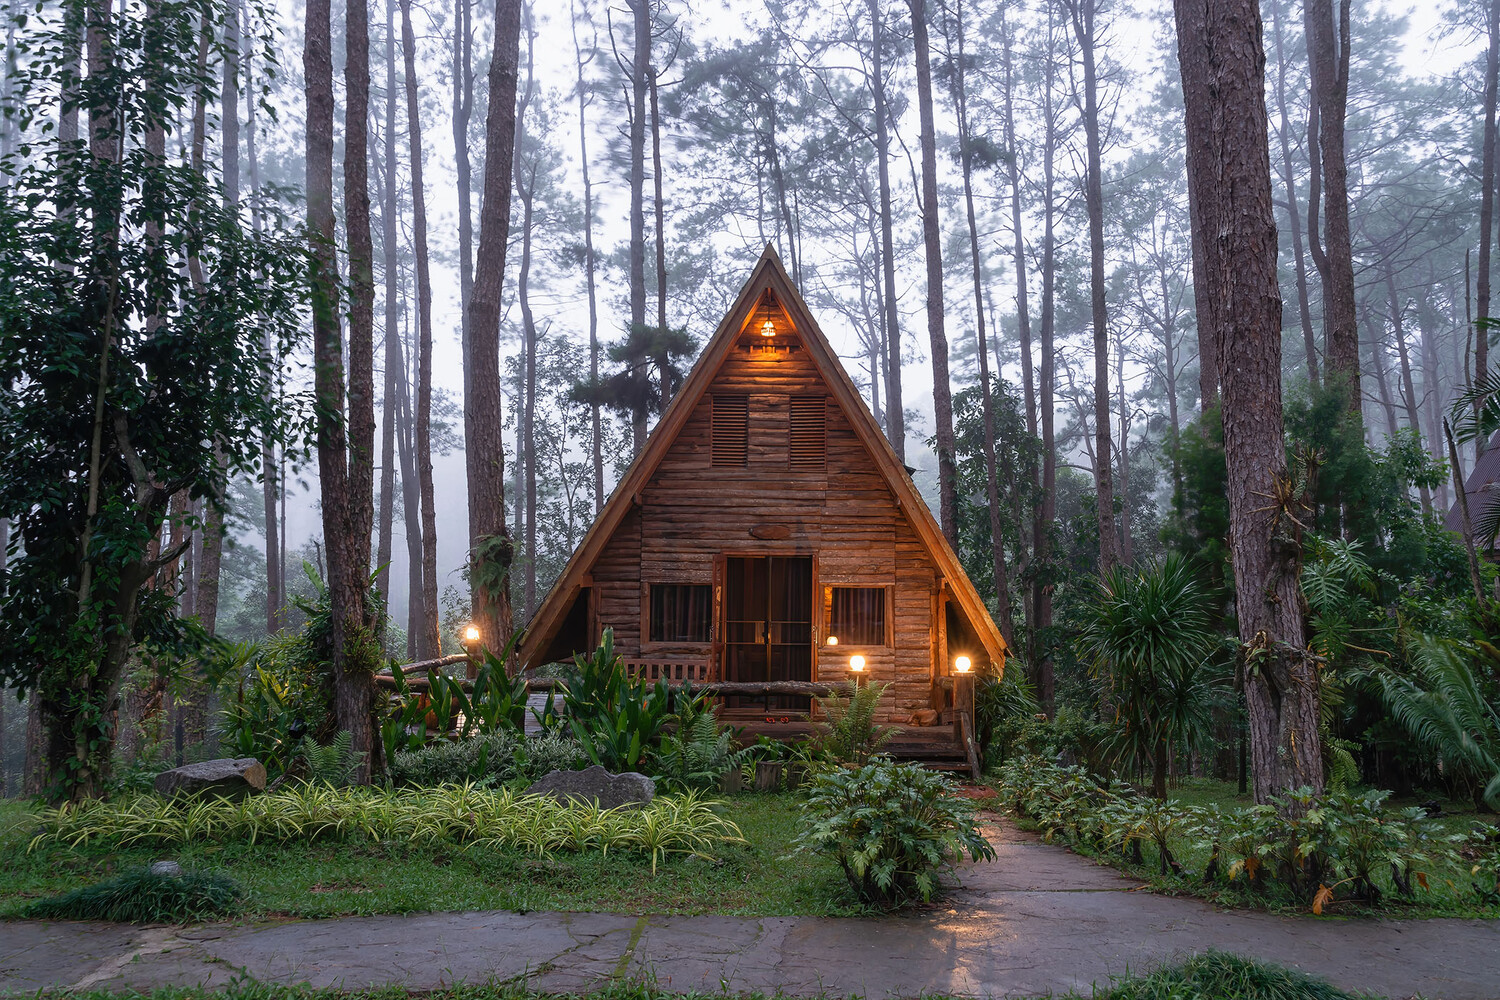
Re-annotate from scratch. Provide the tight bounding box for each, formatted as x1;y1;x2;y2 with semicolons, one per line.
712;395;748;466
789;396;826;469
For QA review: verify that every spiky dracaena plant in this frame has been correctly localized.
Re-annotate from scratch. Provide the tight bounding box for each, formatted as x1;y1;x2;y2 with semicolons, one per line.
1079;554;1225;799
812;682;894;766
1380;638;1500;811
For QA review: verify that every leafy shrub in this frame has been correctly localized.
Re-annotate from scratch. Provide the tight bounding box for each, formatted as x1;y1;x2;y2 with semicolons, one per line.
1379;637;1500;811
31;784;744;870
801;760;994;907
561;629;683;771
997;755;1450;912
810;682;893;766
389;732;584;787
296;730;365;787
23;866;245;923
655;704;754;792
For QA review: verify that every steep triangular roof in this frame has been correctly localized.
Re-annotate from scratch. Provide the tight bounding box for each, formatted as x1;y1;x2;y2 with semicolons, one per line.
518;245;1007;671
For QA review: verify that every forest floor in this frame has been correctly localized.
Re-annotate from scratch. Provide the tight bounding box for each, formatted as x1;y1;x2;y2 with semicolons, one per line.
2;812;1499;998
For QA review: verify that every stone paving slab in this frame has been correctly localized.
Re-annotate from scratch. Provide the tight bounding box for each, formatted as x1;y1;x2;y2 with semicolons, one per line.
1;818;1496;999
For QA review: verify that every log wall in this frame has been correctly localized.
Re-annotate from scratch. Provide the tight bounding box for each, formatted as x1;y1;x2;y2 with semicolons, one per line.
586;337;946;721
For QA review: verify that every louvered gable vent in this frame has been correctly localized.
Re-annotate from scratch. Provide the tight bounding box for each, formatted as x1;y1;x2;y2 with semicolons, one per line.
711;395;748;466
789;396;826;469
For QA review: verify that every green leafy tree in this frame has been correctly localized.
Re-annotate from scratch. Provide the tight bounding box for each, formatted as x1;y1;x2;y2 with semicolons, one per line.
0;0;310;801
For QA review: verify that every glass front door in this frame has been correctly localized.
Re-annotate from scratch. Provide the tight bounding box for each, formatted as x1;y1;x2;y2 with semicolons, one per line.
722;555;813;712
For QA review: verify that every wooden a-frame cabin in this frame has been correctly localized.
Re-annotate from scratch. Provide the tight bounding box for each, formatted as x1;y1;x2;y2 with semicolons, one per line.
518;246;1006;769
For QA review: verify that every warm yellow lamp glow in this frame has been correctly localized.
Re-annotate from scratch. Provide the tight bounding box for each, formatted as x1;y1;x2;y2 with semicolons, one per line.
849;654;866;673
464;625;481;644
760;316;776;337
826;635;839;646
954;655;972;674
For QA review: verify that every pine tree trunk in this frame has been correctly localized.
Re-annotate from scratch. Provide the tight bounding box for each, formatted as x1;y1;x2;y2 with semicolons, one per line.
571;0;603;515
395;318;425;660
1173;0;1324;806
1069;0;1120;574
626;0;649;454
650;64;668;339
1477;0;1499;459
1305;0;1360;420
244;8;280;634
1269;0;1319;385
307;0;375;779
374;0;399;623
517;8;539;620
465;0;523;657
453;0;474;370
946;0;1012;646
1388;272;1432;515
1035;7;1062;716
869;0;904;462
908;0;958;546
400;0;441;659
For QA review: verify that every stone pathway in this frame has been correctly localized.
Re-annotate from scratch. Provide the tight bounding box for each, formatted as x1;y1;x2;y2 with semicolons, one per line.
1;818;1496;999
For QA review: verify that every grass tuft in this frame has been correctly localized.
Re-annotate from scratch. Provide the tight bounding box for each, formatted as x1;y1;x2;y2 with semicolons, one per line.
1095;951;1376;1000
22;865;245;923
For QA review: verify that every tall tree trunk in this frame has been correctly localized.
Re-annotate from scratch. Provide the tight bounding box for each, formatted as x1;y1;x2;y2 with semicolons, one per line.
626;0;649;457
374;0;398;627
453;0;474;372
1269;0;1319;385
395;311;424;660
1034;6;1061;716
1069;0;1120;574
1305;0;1360;420
908;0;957;545
1115;324;1133;564
245;5;280;634
1173;0;1324;805
943;0;1012;645
1477;0;1499;459
571;0;603;515
650;64;668;341
1387;271;1432;515
517;7;539;620
400;0;441;659
464;0;523;657
869;0;904;461
308;0;375;778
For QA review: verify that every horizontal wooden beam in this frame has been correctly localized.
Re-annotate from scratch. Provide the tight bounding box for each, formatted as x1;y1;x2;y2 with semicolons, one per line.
373;673;856;699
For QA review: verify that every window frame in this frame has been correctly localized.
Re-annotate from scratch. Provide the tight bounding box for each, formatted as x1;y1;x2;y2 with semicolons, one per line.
645;582;715;646
822;584;892;648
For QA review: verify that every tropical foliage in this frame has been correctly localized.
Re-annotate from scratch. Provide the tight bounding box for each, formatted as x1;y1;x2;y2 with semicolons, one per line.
21;865;245;923
801;759;994;907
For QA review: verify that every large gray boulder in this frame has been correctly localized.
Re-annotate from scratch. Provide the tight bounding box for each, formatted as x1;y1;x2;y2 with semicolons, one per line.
525;765;654;810
154;758;267;800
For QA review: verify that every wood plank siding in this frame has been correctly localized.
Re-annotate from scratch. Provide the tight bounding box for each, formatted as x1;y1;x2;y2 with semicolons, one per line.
518;246;1005;726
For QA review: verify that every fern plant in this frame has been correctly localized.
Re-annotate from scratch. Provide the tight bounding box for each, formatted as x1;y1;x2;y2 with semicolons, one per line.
656;706;753;792
296;730;365;787
1380;638;1500;811
811;681;894;766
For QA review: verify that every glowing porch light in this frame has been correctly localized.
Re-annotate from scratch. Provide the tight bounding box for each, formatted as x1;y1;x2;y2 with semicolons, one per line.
826;635;839;646
463;625;481;644
954;655;972;674
849;654;866;673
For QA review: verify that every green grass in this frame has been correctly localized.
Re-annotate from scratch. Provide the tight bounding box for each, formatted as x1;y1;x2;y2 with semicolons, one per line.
21;953;1382;999
0;792;861;920
1016;774;1500;920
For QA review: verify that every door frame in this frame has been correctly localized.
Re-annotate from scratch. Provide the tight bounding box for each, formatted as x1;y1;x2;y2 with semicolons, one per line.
712;549;819;687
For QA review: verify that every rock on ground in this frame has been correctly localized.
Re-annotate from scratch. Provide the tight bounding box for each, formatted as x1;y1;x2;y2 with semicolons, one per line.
153;759;266;801
525;765;654;809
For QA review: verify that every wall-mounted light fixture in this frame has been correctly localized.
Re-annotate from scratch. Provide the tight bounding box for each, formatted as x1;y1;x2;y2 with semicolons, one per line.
954;655;972;674
849;654;866;673
826;635;839;646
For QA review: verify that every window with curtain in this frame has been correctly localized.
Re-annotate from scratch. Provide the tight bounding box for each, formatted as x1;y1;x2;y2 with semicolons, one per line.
827;587;887;646
650;584;713;643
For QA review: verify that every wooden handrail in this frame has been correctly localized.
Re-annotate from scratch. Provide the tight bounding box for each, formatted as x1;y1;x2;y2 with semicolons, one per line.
373;674;859;698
